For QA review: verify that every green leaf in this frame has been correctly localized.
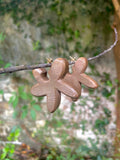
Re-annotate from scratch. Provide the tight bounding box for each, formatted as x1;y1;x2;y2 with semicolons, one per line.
74;30;80;38
1;152;7;159
47;155;53;160
10;147;15;154
33;104;41;111
9;94;19;108
26;93;33;99
20;92;28;100
21;110;28;119
21;105;28;119
102;88;111;98
12;96;19;108
30;109;36;120
33;40;42;51
111;88;115;95
94;118;109;134
14;129;20;138
56;121;63;127
38;96;44;101
106;80;112;87
18;86;28;99
19;86;31;100
0;32;6;42
18;86;24;94
12;111;18;119
9;95;15;104
4;63;12;68
70;102;75;112
103;107;111;117
22;105;28;110
0;90;4;94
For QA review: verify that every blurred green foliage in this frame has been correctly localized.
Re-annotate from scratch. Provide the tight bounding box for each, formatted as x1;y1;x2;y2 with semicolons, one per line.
9;85;42;120
0;0;114;58
0;128;21;160
0;32;12;68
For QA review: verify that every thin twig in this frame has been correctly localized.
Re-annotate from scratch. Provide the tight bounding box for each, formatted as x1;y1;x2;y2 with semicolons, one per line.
88;27;118;61
0;28;118;74
0;141;22;145
0;63;51;74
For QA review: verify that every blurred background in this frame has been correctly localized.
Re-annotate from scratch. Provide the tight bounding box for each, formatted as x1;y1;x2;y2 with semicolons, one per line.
0;0;119;160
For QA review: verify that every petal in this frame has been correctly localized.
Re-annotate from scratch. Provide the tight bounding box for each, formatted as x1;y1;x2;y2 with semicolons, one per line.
77;73;98;88
48;58;69;80
64;73;81;98
57;80;80;99
72;57;88;74
32;68;48;83
47;89;61;113
31;83;47;96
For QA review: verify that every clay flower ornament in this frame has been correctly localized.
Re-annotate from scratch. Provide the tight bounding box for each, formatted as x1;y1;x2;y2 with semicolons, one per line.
31;58;79;113
64;57;98;101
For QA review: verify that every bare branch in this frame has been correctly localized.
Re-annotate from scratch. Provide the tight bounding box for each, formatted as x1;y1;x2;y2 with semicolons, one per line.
0;63;51;74
0;28;118;74
88;27;118;61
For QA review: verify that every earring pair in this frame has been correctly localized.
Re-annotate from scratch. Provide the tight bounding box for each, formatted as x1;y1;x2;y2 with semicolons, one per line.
31;57;98;113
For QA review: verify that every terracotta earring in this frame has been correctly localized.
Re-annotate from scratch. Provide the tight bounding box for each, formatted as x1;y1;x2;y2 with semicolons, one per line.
31;58;79;113
64;57;98;101
31;57;98;113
